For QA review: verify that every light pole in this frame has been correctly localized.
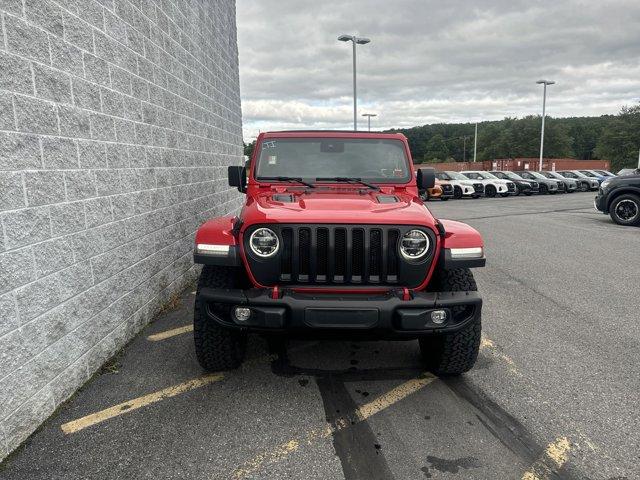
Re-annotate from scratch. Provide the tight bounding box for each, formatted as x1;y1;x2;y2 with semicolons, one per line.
536;79;555;171
362;113;377;132
473;122;478;162
338;34;371;131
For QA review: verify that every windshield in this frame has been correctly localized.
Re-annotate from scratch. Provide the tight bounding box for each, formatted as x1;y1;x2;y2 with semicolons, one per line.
446;171;469;180
480;172;498;179
503;172;522;180
579;170;597;177
436;172;451;180
541;172;557;179
526;171;547;179
254;138;411;183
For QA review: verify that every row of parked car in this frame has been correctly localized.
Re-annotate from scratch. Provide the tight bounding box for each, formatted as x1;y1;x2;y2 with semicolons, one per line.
422;168;617;200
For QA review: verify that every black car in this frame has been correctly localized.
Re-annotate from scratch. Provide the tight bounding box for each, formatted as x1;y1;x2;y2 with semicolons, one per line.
595;172;640;226
489;171;539;195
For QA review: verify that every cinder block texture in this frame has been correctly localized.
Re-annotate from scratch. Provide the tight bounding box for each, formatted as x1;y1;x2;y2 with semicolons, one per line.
0;0;242;460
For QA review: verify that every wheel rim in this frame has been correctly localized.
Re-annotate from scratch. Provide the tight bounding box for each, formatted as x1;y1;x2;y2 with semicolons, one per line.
616;199;639;221
581;183;588;192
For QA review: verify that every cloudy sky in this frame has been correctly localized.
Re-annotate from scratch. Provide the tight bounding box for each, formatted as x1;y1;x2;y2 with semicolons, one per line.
236;0;640;141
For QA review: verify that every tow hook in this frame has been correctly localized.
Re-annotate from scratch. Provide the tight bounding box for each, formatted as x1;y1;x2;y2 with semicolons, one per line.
271;285;281;299
401;287;411;301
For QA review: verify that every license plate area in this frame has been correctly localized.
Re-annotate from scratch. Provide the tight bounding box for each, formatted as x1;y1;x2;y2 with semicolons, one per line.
303;308;379;329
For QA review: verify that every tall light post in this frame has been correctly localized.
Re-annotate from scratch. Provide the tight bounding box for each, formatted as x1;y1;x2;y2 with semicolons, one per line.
362;113;377;132
473;122;478;162
536;79;555;171
338;34;371;131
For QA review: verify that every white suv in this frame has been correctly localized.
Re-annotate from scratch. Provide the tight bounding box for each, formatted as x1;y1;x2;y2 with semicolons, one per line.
460;171;515;197
438;171;480;198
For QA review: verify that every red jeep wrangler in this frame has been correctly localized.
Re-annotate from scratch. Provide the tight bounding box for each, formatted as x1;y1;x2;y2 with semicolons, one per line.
193;131;485;375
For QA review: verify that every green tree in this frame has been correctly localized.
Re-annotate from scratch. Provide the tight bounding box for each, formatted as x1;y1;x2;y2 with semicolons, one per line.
422;134;449;162
595;104;640;171
243;140;256;157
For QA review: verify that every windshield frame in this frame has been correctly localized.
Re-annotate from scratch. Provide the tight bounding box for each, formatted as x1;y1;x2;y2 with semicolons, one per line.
251;136;413;185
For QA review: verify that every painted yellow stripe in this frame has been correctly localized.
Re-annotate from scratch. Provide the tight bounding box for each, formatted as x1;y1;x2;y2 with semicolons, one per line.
355;374;436;421
521;437;571;480
60;374;223;434
480;335;521;376
147;324;193;341
232;374;437;479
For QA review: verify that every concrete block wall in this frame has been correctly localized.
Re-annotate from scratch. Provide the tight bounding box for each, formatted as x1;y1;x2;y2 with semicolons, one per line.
0;0;243;459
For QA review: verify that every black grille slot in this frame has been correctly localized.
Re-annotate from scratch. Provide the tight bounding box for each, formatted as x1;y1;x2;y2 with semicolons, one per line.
298;228;310;281
280;228;292;281
387;229;399;280
369;229;382;280
352;229;364;281
316;228;329;280
334;228;346;279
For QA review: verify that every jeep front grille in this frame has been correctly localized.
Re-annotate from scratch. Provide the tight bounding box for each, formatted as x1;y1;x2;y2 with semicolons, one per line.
244;224;436;288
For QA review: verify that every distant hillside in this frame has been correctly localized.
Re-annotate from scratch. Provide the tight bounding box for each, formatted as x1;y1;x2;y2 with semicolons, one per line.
387;104;640;171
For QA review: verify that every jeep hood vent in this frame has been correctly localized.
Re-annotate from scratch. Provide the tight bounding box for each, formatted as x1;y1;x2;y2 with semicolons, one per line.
272;194;296;203
376;194;399;204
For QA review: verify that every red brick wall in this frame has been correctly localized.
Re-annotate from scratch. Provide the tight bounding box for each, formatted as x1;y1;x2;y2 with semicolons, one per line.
417;158;611;172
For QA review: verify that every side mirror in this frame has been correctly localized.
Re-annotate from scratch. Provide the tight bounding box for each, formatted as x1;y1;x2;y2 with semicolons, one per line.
228;165;246;193
416;168;435;190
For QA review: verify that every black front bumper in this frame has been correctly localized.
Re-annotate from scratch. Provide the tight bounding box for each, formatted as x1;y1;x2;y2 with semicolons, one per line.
199;288;482;339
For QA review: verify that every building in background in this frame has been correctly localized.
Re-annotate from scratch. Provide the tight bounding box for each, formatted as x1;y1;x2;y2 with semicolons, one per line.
0;0;242;460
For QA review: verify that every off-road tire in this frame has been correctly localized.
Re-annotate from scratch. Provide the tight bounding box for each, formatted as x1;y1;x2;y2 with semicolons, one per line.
453;186;463;199
609;193;640;226
485;185;496;198
420;268;481;375
194;266;247;371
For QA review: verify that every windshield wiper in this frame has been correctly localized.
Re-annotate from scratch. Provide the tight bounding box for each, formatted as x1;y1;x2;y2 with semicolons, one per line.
316;177;380;191
260;176;316;188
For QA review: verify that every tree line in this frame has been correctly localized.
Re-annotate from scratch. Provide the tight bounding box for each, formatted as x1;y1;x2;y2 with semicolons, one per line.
387;104;640;171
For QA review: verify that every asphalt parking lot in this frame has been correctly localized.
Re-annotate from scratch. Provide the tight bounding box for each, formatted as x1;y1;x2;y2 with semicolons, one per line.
1;192;638;480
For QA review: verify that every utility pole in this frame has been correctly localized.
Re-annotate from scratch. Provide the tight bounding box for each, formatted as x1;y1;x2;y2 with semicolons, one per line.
473;123;478;162
338;35;371;131
536;79;555;171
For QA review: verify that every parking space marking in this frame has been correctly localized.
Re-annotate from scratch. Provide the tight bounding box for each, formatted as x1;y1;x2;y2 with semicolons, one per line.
481;336;521;376
521;437;571;480
232;373;437;479
60;374;223;435
147;324;193;341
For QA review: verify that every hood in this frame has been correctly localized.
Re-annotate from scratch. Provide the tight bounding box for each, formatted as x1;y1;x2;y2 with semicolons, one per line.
240;188;437;227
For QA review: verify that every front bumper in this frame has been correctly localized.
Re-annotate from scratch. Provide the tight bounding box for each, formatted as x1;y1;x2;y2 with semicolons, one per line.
199;288;482;339
594;191;606;212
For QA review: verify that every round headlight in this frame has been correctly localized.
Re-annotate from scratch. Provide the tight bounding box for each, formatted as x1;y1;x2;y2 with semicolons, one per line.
249;228;279;257
400;230;430;261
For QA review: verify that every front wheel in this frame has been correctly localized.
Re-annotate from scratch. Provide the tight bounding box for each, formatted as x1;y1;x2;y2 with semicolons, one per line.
453;186;463;199
420;268;481;375
539;184;548;195
194;266;247;371
485;185;496;198
580;182;589;192
609;194;640;226
500;192;510;198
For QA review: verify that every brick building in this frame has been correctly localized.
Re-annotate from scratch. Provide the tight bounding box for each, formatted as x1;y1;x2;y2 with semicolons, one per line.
0;0;243;459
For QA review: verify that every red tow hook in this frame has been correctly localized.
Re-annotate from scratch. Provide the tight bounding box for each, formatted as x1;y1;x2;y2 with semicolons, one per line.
401;287;411;301
271;285;280;299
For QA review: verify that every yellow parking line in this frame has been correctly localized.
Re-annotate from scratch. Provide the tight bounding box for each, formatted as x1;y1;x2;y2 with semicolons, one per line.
147;324;193;341
521;437;571;480
60;374;223;434
232;374;437;479
481;336;521;376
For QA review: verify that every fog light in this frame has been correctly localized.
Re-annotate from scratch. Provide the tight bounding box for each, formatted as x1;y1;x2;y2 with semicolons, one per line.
430;310;447;324
234;307;251;322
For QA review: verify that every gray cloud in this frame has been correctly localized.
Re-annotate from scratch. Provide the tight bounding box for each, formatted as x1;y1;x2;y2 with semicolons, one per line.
236;0;640;140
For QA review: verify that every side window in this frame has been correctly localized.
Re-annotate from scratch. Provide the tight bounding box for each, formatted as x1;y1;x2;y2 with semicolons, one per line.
466;173;478;179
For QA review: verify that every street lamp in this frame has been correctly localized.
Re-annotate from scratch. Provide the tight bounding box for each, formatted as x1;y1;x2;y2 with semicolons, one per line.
362;113;377;132
536;79;555;171
338;34;371;131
